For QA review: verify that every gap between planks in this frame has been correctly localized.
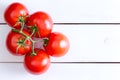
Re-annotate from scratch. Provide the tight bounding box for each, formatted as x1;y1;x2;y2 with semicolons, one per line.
1;62;120;64
1;23;120;64
1;23;120;25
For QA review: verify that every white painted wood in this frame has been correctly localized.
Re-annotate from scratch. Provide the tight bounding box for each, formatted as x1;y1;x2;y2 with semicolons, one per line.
1;0;120;23
1;0;120;79
0;63;120;80
1;25;120;62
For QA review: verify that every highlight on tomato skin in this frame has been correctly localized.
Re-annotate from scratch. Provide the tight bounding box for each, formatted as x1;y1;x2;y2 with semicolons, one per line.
6;30;32;56
24;49;51;75
4;2;70;75
4;2;29;29
45;32;70;57
26;11;53;38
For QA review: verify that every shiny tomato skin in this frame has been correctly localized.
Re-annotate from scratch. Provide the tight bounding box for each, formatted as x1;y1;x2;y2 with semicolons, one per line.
4;2;28;29
26;11;53;38
6;30;32;56
45;32;70;57
24;50;50;75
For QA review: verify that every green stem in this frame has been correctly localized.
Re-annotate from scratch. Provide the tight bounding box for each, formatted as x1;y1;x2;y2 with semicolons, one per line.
12;14;49;56
30;28;36;37
12;29;28;38
31;40;36;56
12;29;36;55
23;38;27;44
20;22;24;32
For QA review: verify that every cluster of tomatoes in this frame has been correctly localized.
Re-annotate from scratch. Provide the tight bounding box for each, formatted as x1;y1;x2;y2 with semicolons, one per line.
4;2;70;75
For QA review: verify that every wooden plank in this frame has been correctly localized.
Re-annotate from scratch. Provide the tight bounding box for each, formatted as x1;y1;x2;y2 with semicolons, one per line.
0;63;120;80
1;0;120;23
1;25;120;62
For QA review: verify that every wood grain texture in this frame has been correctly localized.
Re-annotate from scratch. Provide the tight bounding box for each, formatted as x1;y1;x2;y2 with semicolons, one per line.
1;0;120;23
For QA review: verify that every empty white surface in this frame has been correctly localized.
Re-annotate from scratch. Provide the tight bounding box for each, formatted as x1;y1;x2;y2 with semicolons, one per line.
1;0;120;23
0;63;120;80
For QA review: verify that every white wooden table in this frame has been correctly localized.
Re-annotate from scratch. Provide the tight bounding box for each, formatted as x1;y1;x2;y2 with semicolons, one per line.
1;0;120;80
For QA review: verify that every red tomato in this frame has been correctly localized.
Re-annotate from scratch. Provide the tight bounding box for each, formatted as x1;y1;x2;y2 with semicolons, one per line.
26;11;53;38
4;2;29;29
24;49;50;75
45;32;70;57
6;30;32;56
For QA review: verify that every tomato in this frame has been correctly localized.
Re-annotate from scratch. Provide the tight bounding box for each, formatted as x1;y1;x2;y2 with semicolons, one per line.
24;49;50;75
45;32;70;57
4;2;29;29
6;30;32;56
26;11;53;38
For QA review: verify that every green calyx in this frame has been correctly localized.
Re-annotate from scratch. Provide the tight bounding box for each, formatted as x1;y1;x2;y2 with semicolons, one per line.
18;16;25;23
43;38;49;46
12;15;47;56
